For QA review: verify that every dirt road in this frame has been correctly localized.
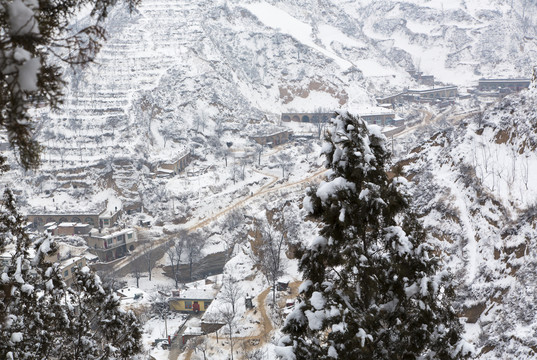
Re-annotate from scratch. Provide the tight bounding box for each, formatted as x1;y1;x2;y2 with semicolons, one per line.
111;165;326;276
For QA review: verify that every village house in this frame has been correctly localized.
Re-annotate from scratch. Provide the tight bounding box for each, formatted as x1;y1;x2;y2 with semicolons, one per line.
376;92;407;107
59;256;87;287
377;86;458;106
46;222;92;236
99;208;121;228
155;149;192;177
360;111;397;126
250;130;292;147
28;211;101;231
405;86;458;102
477;78;531;92
169;288;216;313
86;228;137;262
407;69;435;86
281;112;334;123
28;206;122;231
280;111;402;127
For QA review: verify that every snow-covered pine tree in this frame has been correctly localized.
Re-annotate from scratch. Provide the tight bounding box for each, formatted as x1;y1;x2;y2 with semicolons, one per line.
58;266;143;359
279;112;469;359
0;188;142;359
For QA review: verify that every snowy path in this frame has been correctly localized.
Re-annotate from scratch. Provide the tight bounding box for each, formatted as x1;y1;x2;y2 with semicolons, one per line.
111;166;327;275
437;167;478;285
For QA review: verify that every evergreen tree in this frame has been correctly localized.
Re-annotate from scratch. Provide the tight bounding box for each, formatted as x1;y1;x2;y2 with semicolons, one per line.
0;189;142;359
280;113;469;359
0;2;143;358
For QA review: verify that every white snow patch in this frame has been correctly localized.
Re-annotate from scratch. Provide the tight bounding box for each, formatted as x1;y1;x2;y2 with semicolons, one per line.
242;2;353;69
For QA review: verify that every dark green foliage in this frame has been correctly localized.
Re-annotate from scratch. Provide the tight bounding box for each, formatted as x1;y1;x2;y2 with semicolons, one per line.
1;2;143;355
280;113;468;359
0;189;142;359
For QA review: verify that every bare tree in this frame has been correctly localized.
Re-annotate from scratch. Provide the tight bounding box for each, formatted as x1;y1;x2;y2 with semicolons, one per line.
133;263;142;288
216;146;232;167
219;303;237;360
229;161;240;184
257;219;286;305
239;156;252;180
214;118;225;137
220;275;242;316
303;141;315;161
185;231;205;282
189;335;209;360
244;348;267;360
222;209;245;259
200;112;208;134
166;241;178;287
57;147;67;168
142;241;156;281
223;209;244;233
174;237;185;284
254;144;264;166
272;153;294;178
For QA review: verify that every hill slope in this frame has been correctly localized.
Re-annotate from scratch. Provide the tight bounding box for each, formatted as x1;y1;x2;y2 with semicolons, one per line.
402;85;537;358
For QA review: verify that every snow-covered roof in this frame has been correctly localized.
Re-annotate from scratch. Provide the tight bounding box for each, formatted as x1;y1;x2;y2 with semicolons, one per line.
60;256;84;268
117;287;147;299
89;227;134;238
479;78;530;83
28;209;103;216
407;86;457;94
99;209;121;219
58;222;77;227
150;148;190;164
348;106;394;116
83;253;99;261
175;287;217;300
183;326;203;336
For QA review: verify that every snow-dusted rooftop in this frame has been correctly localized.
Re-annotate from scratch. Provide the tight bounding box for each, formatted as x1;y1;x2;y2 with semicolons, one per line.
173;287;217;300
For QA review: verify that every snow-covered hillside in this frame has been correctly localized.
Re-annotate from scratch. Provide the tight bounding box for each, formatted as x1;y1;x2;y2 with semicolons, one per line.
8;1;537;358
402;85;537;358
30;0;537;173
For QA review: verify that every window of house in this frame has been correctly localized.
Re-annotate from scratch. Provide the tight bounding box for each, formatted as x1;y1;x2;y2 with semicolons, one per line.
104;219;109;225
127;233;133;239
185;301;192;309
107;238;113;245
64;270;69;277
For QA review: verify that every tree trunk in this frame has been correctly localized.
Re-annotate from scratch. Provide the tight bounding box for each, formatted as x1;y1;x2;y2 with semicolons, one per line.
189;260;193;282
229;329;234;360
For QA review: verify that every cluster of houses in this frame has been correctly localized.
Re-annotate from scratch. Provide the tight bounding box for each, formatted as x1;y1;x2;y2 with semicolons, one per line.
377;77;531;108
281;108;404;128
26;206;139;263
0;243;91;287
472;78;531;96
377;86;459;107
